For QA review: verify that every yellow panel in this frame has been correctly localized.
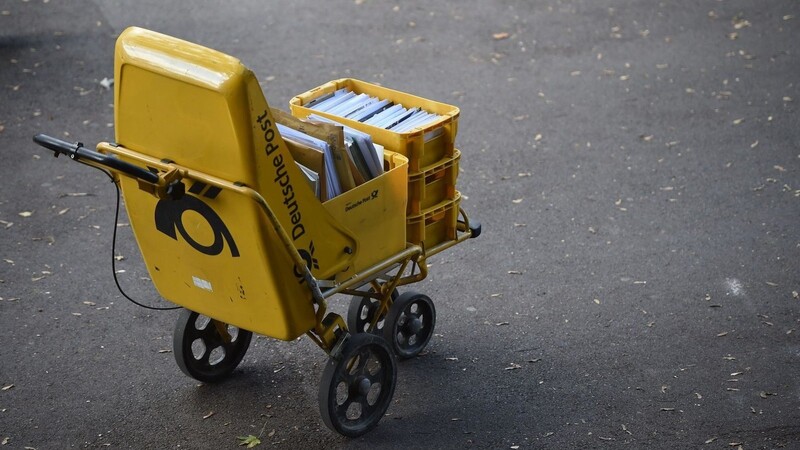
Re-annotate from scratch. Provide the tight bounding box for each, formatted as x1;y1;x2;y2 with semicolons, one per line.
112;27;368;340
323;151;408;281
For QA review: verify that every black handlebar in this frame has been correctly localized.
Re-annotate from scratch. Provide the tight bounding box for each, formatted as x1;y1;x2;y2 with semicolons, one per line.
33;134;160;184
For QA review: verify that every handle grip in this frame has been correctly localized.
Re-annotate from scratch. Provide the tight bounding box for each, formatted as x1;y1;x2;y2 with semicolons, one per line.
33;134;159;184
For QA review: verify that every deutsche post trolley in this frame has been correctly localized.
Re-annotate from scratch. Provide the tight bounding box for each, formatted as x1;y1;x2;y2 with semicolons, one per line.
34;27;479;437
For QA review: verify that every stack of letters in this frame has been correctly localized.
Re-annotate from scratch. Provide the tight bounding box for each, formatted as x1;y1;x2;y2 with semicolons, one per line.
274;109;386;202
305;88;443;133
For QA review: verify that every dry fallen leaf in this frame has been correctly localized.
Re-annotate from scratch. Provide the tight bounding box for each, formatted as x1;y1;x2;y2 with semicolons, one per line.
493;32;510;40
237;435;261;448
732;18;751;29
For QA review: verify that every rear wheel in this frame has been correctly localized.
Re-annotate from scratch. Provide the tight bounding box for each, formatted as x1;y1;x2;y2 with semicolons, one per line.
347;288;399;334
383;291;436;359
173;309;252;383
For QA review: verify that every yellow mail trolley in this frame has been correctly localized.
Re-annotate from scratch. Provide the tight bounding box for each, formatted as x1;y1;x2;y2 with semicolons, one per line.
34;27;479;437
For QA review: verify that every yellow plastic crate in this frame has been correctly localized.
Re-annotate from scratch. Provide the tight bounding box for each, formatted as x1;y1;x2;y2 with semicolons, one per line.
290;78;459;172
406;192;462;249
407;149;460;215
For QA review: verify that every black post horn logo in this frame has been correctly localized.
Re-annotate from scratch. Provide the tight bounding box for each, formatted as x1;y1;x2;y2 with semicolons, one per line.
154;182;239;257
293;241;319;282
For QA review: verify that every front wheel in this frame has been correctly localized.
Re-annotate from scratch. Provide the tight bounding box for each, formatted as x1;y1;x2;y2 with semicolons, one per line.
318;333;397;437
172;309;252;383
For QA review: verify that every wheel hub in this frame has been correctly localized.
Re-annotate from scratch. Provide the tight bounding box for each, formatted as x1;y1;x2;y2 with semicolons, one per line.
354;376;371;397
406;316;423;334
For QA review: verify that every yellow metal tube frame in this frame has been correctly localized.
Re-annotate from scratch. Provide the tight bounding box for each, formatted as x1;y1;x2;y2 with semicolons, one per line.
89;143;477;357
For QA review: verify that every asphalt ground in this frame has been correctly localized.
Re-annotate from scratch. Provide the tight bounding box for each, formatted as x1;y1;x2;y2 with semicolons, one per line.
1;1;799;449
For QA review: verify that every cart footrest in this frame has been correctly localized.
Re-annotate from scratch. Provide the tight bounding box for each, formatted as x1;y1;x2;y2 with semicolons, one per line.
458;218;481;239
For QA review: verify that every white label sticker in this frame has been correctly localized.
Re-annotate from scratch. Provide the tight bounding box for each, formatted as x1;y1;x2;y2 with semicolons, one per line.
192;276;213;291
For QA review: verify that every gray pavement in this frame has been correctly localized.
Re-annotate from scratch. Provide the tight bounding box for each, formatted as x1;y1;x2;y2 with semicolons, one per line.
1;0;799;448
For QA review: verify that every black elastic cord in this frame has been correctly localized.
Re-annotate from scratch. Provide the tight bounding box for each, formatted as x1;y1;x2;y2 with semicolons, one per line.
101;170;180;311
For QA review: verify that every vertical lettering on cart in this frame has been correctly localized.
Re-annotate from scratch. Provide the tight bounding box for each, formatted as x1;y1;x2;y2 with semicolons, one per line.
256;110;306;242
154;182;239;257
256;110;313;283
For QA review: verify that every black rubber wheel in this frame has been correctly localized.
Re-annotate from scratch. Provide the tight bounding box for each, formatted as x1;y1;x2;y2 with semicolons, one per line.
347;288;399;334
383;291;436;359
173;309;252;383
318;333;397;437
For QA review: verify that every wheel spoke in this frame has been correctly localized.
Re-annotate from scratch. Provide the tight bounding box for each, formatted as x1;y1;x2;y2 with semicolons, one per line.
197;345;212;365
365;366;384;384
